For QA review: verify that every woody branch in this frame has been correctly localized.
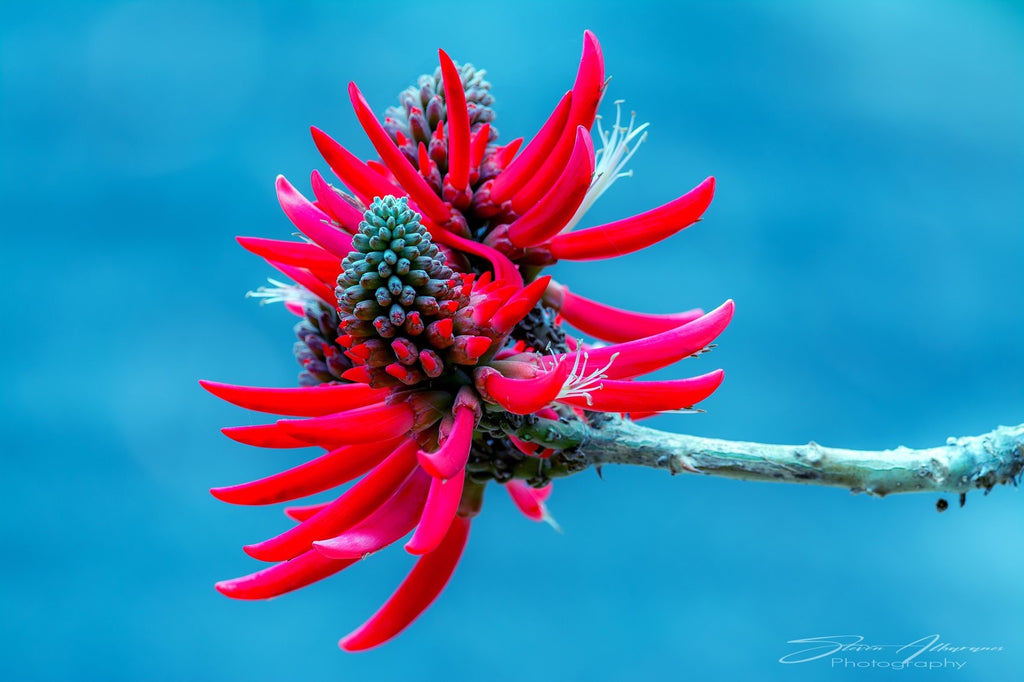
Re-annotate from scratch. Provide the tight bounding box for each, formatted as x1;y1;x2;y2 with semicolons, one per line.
577;417;1024;497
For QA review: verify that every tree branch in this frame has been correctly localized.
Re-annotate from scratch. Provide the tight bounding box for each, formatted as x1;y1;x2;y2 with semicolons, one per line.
581;417;1024;497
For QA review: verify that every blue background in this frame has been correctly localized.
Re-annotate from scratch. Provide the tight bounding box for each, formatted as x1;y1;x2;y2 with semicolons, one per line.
2;1;1022;680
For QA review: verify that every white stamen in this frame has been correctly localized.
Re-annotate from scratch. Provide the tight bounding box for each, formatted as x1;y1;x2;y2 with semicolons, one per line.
563;100;649;233
245;278;319;307
556;351;620;405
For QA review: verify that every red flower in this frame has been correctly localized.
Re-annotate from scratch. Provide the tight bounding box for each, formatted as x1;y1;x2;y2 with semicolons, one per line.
205;31;733;651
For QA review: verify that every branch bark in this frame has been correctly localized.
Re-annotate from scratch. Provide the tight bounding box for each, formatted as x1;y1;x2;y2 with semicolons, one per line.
581;417;1024;497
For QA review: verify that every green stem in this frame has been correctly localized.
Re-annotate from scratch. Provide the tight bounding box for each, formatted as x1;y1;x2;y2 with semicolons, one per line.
582;418;1024;497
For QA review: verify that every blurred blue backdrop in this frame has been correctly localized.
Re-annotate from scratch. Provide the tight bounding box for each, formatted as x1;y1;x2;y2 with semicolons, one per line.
1;1;1022;680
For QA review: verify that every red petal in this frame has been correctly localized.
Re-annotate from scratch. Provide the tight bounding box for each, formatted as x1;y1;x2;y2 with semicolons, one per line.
488;91;572;203
311;126;404;205
339;516;471;651
221;424;313;449
511;32;604;213
210;438;403;506
558;300;734;380
236;237;340;283
216;549;356;600
548;282;705;343
506;127;594;248
549;177;714;261
243;439;419;562
438;50;470;193
348;82;452;224
470;123;491;170
557;369;725;413
276;402;414;447
266;260;336;307
489;275;552;335
417;406;474;480
200;381;387;417
284;501;330;522
313;467;431;559
309;170;364;233
275;174;355;259
426;220;522;288
483;362;571;415
405;472;464;555
505;480;552;521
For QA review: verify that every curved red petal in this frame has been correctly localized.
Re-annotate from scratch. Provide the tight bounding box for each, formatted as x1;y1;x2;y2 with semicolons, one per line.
309;169;364;233
210;438;403;506
348;82;452;224
313;467;431;559
489;275;552;335
276;402;414;447
438;50;471;193
266;260;336;307
489;91;572;203
417;406;474;480
549;283;705;343
275;174;356;259
340;515;471;651
311;126;404;205
511;32;604;213
236;237;340;280
243;439;419;562
284;501;330;522
216;549;356;601
426;220;522;288
200;380;388;417
549;177;714;261
483;361;571;415
505;480;552;521
558;300;733;380
221;423;313;449
558;369;725;413
405;471;464;555
506;127;595;248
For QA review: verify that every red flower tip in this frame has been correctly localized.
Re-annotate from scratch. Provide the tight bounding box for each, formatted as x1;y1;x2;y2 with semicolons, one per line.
506;127;595;248
480;360;572;415
557;368;726;414
417;404;476;480
564;299;734;381
312;468;430;560
274;175;354;260
548;176;715;261
309;169;363;233
489;275;552;335
309;126;402;205
505;480;554;522
199;380;388;417
275;402;415;447
209;439;400;506
405;473;465;555
340;516;471;651
220;424;312;449
544;281;706;343
488;90;573;204
347;81;452;225
216;550;357;601
509;32;605;213
243;439;420;563
449;335;493;364
438;49;471;195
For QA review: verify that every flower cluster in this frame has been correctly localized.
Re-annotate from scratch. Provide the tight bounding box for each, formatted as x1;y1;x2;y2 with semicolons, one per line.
205;31;733;651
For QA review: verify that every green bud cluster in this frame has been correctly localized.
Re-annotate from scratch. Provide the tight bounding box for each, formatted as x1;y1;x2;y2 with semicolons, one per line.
384;61;499;173
336;196;468;386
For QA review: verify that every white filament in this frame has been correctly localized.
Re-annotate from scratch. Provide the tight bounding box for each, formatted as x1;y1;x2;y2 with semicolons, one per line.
563;100;649;233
